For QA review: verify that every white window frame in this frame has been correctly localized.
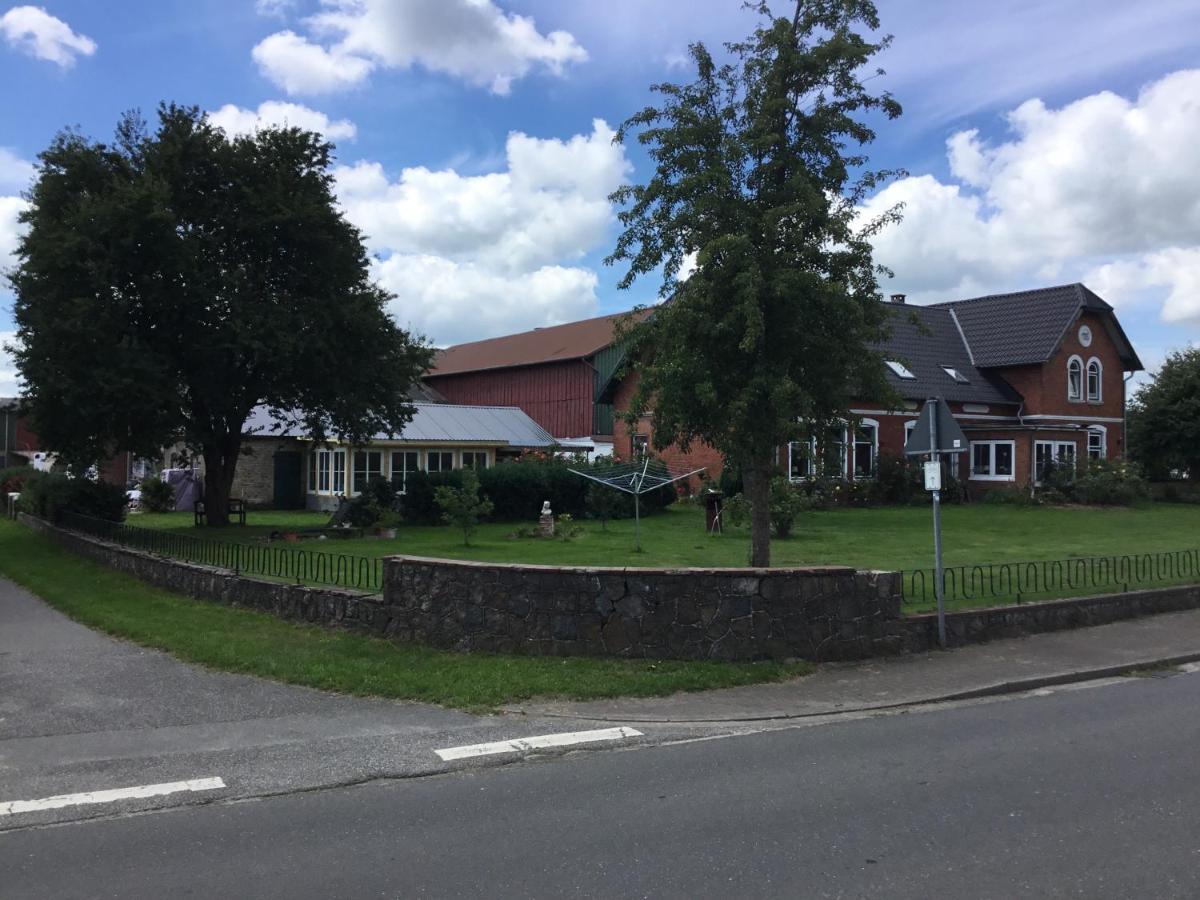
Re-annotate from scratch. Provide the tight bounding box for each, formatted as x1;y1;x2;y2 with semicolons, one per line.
1087;426;1107;461
389;450;419;495
787;439;815;481
1067;355;1084;402
852;419;879;480
885;360;916;380
1086;357;1103;403
309;447;346;496
461;450;489;471
1034;440;1077;485
351;449;383;495
969;440;1016;482
425;450;455;473
941;365;969;384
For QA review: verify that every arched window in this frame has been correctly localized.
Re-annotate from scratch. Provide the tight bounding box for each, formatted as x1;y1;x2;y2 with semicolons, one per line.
1067;356;1083;401
1087;358;1102;402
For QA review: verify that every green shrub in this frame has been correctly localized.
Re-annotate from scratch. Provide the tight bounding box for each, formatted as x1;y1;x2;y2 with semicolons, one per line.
20;473;128;522
586;481;626;529
768;476;810;538
980;484;1039;506
434;469;494;545
1071;458;1149;506
871;453;921;505
346;475;399;527
722;492;751;528
0;463;41;496
138;475;175;513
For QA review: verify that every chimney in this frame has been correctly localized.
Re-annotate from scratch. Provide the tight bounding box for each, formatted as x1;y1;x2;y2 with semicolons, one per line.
890;293;907;304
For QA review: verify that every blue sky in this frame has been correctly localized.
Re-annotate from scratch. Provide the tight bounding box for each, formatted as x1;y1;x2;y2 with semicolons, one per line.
2;0;1200;395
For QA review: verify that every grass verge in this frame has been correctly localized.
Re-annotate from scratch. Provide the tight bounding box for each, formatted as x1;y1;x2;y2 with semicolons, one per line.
0;518;810;710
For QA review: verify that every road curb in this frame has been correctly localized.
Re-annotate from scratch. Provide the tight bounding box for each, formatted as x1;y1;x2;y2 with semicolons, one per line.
510;650;1200;725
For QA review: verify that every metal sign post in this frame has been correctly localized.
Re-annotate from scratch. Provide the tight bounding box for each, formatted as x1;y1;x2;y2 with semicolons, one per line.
905;397;969;649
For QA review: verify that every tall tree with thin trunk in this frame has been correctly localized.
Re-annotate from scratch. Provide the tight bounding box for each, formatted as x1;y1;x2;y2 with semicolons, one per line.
8;105;433;525
607;0;903;566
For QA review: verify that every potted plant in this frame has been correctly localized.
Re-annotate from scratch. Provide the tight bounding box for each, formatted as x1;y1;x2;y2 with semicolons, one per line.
373;509;403;539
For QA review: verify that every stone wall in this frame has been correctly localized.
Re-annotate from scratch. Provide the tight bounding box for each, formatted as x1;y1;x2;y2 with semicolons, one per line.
23;515;1200;663
231;438;296;508
21;514;384;630
382;556;904;661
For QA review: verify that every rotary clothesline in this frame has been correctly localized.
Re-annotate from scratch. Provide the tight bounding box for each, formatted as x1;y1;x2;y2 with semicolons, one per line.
569;458;706;551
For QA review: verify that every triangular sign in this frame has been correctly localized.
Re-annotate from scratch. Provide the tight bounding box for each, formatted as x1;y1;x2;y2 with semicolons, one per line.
904;397;968;455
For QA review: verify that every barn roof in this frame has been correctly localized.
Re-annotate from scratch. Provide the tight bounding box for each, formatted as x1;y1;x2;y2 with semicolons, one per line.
429;311;648;376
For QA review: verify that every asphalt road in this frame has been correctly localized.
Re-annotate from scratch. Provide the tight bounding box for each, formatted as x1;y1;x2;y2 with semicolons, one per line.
6;668;1200;898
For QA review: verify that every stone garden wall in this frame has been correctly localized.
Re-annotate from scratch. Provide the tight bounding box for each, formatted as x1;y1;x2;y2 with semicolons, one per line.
23;515;1200;663
382;556;905;661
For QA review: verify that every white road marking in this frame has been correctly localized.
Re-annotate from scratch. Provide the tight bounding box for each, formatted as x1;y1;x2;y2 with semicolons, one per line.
1179;662;1200;674
435;727;643;761
0;777;226;816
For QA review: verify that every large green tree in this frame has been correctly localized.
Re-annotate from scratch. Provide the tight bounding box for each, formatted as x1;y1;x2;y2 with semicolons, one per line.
9;105;433;525
607;1;903;565
1127;348;1200;480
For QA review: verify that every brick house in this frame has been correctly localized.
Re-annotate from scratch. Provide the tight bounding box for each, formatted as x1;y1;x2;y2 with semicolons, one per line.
610;283;1142;493
1;397;145;485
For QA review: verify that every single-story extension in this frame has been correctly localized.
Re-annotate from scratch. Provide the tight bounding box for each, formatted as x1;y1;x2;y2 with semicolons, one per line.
231;401;559;511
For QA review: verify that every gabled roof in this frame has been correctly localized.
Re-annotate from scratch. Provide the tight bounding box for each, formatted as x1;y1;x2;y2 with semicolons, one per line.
243;403;556;448
931;283;1143;370
429;311;646;377
882;306;1022;405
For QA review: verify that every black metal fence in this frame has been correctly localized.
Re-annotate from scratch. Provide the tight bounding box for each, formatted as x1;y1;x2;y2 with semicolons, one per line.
59;512;383;593
900;549;1200;608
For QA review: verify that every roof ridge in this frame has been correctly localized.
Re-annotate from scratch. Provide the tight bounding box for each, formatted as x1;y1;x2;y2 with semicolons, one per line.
930;282;1083;308
437;309;634;351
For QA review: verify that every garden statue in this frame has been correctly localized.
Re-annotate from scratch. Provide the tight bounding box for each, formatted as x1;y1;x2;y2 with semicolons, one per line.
539;500;555;537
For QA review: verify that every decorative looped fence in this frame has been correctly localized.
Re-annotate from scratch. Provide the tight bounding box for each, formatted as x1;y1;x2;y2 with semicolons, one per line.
58;512;383;594
900;549;1200;607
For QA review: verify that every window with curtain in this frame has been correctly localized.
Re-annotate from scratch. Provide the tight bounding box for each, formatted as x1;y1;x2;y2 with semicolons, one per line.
1068;357;1083;401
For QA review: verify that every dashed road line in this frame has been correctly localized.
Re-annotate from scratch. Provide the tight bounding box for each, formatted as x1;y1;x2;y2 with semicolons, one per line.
0;777;226;816
435;727;643;761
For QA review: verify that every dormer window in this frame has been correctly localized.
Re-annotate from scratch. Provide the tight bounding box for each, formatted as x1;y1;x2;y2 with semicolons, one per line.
941;365;969;384
1086;358;1102;402
885;360;916;380
1067;356;1083;401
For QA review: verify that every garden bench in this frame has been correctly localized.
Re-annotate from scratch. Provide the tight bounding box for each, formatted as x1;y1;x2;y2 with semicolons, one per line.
194;497;246;526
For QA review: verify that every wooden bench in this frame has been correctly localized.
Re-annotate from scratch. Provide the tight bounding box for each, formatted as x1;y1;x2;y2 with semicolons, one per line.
194;498;247;526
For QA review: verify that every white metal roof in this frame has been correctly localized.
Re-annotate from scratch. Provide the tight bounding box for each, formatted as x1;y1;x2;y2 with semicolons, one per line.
243;403;556;448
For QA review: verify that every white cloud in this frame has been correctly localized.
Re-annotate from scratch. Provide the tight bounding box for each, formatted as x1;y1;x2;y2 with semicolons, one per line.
0;148;35;194
0;331;19;397
251;30;374;95
253;0;586;96
862;69;1200;324
335;119;629;343
208;101;357;141
0;5;95;68
255;0;295;17
0;194;27;274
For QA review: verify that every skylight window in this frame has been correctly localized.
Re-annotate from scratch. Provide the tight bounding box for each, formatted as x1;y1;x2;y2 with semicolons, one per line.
885;360;916;380
942;365;969;384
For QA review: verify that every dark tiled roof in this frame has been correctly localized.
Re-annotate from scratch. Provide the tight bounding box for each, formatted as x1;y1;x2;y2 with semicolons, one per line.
881;305;1021;405
931;283;1142;370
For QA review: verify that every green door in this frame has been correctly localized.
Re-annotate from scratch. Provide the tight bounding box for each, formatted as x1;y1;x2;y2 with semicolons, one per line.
272;451;304;509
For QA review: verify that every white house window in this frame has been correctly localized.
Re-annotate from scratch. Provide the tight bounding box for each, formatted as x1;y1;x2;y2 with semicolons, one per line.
461;451;488;470
1087;427;1107;460
970;441;1015;481
941;365;969;384
352;450;382;493
1035;441;1076;484
390;450;419;494
1086;358;1102;402
885;360;916;380
309;448;345;495
853;421;878;479
1067;356;1083;401
788;440;814;480
426;450;454;473
822;426;848;478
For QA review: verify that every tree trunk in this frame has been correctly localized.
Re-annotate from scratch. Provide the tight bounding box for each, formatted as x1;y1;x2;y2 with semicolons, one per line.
744;454;772;568
201;435;241;527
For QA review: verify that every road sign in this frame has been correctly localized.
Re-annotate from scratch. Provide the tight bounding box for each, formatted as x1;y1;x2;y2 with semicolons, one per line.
923;461;942;491
904;398;968;455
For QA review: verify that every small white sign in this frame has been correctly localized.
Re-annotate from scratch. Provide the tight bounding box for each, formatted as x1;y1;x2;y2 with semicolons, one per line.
924;461;942;492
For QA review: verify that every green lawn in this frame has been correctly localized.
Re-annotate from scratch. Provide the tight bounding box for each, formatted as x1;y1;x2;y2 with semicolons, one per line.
133;501;1200;573
0;518;809;709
